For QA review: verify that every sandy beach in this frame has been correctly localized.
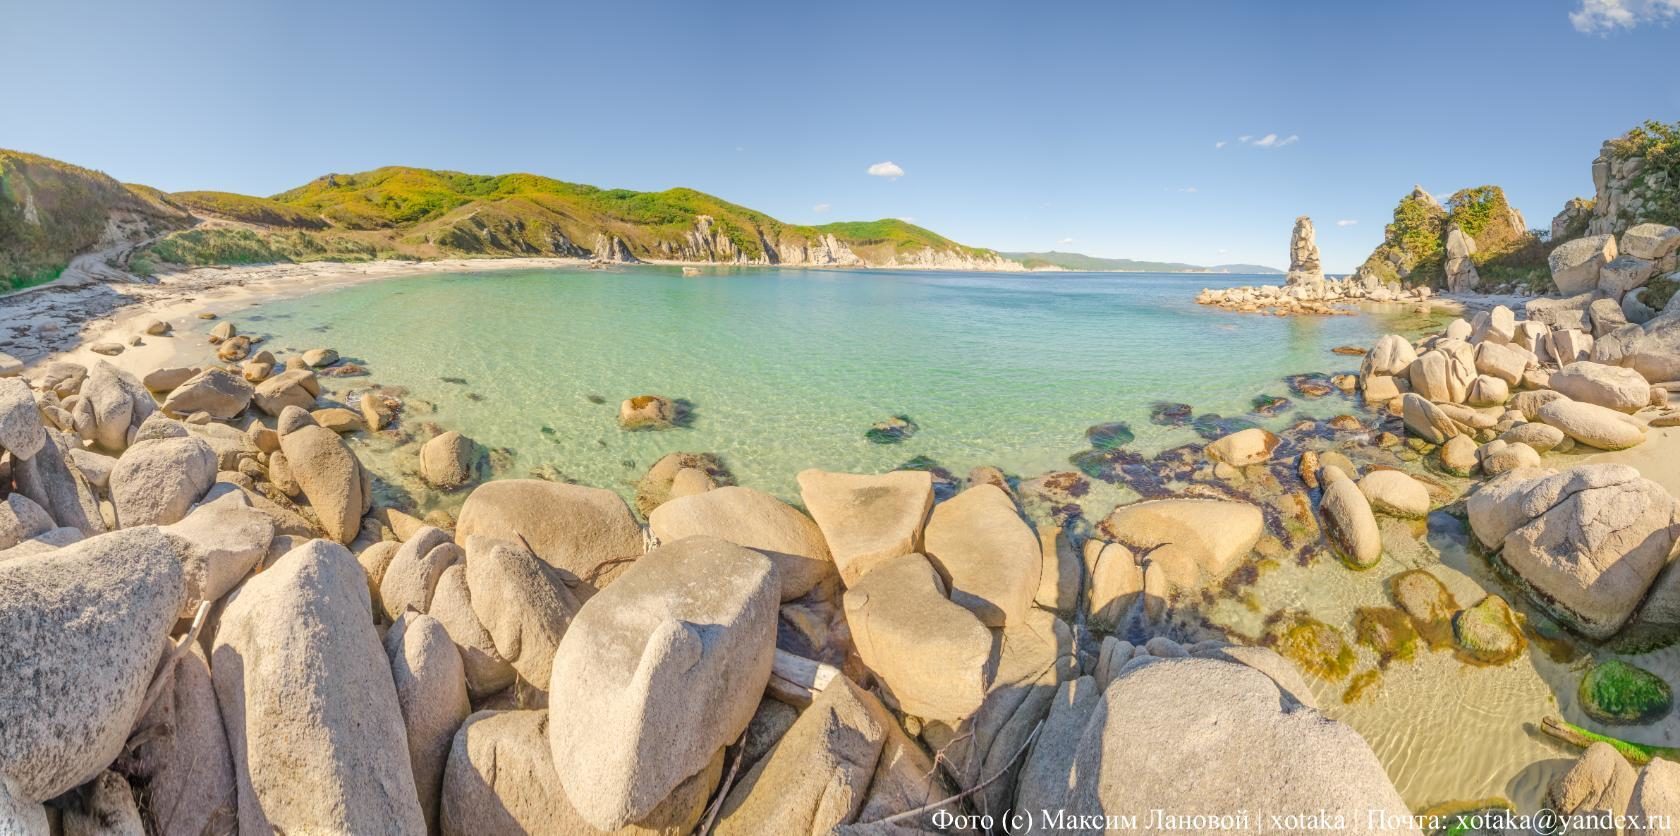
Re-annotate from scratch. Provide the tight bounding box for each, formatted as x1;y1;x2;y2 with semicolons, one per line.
1;256;595;374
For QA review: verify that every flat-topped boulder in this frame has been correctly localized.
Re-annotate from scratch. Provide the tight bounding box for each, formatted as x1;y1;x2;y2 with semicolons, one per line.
1204;427;1280;467
252;368;320;416
454;480;644;594
1538;399;1646;450
1358;469;1430;519
1473;340;1529;385
648;485;835;601
618;394;677;430
212;539;425;834
843;552;993;723
1550;234;1618;295
1096;498;1263;584
0;527;184;802
160;368;253;419
547;536;776;830
1622;223;1680;260
1551;361;1655;412
923;483;1041;627
797;469;934;585
160;485;276;617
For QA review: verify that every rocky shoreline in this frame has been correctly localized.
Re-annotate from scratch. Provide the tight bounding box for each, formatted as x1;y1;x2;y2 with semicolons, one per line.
4;232;1680;834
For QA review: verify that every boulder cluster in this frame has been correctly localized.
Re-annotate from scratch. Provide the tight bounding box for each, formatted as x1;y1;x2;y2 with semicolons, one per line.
1357;288;1680;644
0;325;1433;834
1197;275;1435;316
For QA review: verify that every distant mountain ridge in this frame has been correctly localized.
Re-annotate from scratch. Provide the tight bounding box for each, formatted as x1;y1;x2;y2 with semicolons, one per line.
1001;250;1282;274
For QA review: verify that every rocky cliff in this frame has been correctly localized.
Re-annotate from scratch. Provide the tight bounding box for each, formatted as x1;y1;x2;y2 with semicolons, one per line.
1353;185;1538;290
1571;121;1680;237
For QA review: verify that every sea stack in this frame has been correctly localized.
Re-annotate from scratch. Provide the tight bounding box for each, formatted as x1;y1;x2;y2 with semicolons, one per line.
1285;215;1324;286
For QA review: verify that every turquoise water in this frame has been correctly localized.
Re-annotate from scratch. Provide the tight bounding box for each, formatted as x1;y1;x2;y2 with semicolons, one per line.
234;265;1444;505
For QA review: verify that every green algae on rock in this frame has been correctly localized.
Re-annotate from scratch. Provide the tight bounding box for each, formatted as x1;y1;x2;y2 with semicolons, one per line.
1389;569;1460;650
1452;595;1526;665
1355;607;1420;666
1579;659;1672;725
1264;613;1355;680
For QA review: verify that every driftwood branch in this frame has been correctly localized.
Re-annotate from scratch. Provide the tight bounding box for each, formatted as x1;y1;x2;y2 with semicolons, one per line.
131;601;213;729
765;649;840;707
1541;715;1680;766
698;730;748;835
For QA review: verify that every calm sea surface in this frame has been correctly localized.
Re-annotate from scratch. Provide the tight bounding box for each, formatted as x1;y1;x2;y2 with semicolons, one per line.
225;264;1654;811
238;265;1446;502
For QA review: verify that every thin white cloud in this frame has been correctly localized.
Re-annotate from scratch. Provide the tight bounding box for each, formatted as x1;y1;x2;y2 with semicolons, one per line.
1178;186;1198;193
1336;219;1358;227
867;161;905;179
1571;0;1680;32
1058;237;1076;245
1225;133;1299;150
896;217;916;224
812;203;831;214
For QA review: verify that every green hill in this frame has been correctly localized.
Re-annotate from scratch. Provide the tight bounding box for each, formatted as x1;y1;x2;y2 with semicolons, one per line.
1001;250;1281;274
145;166;1012;270
0;149;190;290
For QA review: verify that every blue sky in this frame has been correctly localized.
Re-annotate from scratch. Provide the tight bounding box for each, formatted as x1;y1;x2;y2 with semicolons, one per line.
6;0;1678;271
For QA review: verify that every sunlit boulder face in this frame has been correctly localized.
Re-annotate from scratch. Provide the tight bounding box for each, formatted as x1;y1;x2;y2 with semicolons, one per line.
1016;656;1418;834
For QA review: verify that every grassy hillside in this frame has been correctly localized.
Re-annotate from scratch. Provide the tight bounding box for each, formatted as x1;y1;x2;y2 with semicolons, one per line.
1001;250;1282;274
1354;185;1545;289
0;149;188;290
188;166;1005;266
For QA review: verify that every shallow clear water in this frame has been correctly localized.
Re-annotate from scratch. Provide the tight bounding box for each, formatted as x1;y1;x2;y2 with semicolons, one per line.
211;265;1677;813
234;264;1444;504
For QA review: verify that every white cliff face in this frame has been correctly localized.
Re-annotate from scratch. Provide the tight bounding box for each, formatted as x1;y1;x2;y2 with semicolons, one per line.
589;233;639;263
635;216;1023;271
1285;216;1324;286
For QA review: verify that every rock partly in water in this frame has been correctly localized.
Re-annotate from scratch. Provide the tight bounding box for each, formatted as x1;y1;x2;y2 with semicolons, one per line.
1579;659;1672;725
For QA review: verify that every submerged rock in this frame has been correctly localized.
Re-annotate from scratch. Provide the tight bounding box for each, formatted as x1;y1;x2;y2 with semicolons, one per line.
1148;401;1193;426
864;414;919;444
1083;421;1134;450
1453;595;1526;665
1579;659;1672;725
